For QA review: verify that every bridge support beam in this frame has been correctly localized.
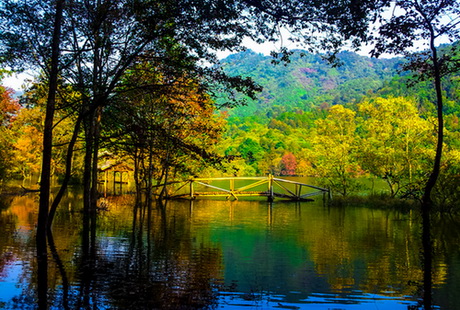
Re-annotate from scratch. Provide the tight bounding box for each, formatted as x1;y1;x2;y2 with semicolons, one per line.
268;174;274;202
190;181;194;200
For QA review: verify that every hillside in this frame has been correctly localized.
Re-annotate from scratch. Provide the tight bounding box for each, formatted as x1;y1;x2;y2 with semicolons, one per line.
219;49;401;118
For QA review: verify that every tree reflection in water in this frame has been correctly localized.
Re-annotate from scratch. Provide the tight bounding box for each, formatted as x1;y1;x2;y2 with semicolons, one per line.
47;230;70;310
70;196;223;309
2;192;460;309
422;209;432;310
36;234;47;310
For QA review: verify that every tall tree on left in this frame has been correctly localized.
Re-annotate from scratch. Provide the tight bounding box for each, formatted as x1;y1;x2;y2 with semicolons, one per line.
0;0;64;241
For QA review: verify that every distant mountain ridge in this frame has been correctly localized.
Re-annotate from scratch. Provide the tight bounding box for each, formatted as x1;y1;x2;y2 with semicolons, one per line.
220;49;401;117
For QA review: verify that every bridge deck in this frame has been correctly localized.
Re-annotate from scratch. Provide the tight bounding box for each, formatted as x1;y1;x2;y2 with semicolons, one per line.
163;175;330;201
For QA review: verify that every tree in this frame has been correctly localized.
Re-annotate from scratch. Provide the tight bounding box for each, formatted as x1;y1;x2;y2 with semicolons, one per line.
311;105;361;196
45;0;266;220
254;0;459;204
357;97;433;197
367;0;460;209
362;5;460;307
280;152;297;176
12;80;84;182
238;138;264;167
0;84;18;125
0;0;64;242
11;106;44;180
103;60;224;202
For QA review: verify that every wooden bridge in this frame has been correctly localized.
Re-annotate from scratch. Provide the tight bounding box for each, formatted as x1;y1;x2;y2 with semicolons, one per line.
162;175;330;201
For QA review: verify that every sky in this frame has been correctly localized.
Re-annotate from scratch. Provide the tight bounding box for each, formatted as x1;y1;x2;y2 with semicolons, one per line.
2;71;32;92
1;37;378;92
1;36;286;91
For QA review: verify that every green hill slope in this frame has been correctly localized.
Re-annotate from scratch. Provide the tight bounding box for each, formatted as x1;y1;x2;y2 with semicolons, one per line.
219;49;401;117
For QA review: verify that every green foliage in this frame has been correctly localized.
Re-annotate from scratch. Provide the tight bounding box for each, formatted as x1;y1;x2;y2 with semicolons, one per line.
432;149;460;212
366;0;460;207
311;105;362;196
357;97;434;197
237;138;263;166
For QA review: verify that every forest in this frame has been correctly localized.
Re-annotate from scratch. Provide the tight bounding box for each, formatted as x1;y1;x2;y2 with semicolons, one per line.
2;45;460;211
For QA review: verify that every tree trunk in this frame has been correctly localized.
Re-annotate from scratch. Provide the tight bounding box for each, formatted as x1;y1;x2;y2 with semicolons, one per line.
83;110;95;218
422;27;444;211
36;238;48;310
47;115;83;230
37;0;64;246
146;136;154;207
133;149;143;203
90;106;102;212
159;149;171;200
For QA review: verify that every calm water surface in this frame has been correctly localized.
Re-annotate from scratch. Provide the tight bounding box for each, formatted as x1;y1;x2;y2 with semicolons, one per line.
1;187;459;309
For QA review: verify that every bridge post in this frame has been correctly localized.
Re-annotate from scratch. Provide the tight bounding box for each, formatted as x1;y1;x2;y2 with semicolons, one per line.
104;171;108;197
323;189;332;203
268;174;274;202
190;180;195;199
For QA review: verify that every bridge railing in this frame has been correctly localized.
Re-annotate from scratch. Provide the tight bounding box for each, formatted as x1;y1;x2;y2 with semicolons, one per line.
164;175;330;201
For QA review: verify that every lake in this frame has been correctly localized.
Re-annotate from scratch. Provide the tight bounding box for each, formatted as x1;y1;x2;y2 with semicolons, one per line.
0;185;459;309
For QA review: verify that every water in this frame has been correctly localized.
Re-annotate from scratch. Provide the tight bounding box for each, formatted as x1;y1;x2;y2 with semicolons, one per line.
0;188;459;309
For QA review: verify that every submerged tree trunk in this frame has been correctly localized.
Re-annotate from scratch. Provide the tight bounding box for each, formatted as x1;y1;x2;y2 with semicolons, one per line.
159;149;171;201
47;229;69;309
82;110;102;220
133;149;143;203
146;133;156;209
36;238;48;310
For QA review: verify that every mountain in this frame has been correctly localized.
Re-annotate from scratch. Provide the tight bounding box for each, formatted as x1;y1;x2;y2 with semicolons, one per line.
219;49;401;117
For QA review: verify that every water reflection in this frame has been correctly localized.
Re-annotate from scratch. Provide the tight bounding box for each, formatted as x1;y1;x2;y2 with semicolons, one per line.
0;192;459;309
421;209;433;310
